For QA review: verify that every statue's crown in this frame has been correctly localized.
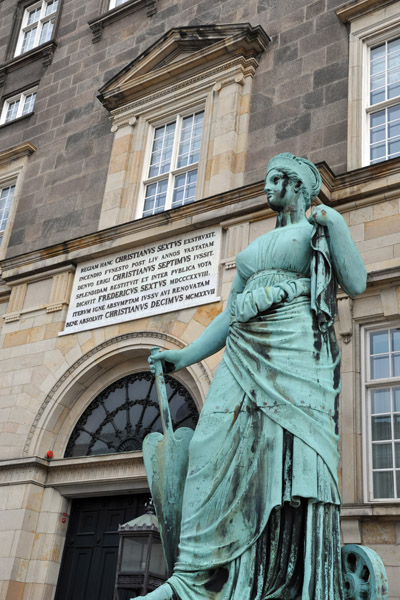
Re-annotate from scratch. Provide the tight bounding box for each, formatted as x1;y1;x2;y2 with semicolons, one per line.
267;152;321;199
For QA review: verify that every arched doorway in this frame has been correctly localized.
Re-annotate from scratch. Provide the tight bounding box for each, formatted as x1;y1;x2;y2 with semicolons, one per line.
55;372;198;600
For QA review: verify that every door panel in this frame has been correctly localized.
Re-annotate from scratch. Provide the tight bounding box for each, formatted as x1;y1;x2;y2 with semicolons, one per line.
55;494;147;600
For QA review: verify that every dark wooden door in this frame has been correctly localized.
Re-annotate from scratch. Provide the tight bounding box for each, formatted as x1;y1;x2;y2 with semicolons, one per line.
55;494;148;600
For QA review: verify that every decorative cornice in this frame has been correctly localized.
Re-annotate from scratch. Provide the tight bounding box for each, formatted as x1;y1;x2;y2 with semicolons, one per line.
98;23;270;111
88;0;157;44
0;40;57;75
317;156;400;206
336;0;398;24
110;57;258;120
0;141;36;167
23;331;211;456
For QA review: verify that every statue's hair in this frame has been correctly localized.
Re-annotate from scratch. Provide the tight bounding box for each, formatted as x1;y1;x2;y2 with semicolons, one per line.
266;153;321;210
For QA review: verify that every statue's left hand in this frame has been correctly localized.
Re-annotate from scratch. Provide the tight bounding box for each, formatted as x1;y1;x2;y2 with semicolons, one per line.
148;349;186;374
309;204;340;228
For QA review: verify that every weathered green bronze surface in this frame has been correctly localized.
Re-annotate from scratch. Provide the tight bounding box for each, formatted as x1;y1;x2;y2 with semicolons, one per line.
139;154;387;600
143;348;194;577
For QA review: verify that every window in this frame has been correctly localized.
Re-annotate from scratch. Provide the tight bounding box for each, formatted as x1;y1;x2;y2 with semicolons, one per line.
109;0;129;8
365;326;400;500
0;88;37;125
141;111;204;218
341;2;400;169
15;0;58;57
65;372;198;457
369;37;400;164
0;184;15;248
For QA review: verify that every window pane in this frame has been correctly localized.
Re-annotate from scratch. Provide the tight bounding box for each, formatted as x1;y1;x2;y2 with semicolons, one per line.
393;387;400;412
148;122;176;178
149;542;167;575
39;19;54;45
388;37;400;53
388;83;400;99
388;52;400;69
5;100;20;122
371;73;385;90
370;110;385;128
371;356;390;379
371;126;385;144
372;443;393;468
371;44;385;60
22;92;36;116
372;415;392;441
370;89;386;105
388;121;400;139
22;27;37;53
373;471;394;498
371;330;389;354
172;169;197;207
0;185;15;233
391;329;400;351
143;179;167;217
394;414;400;439
396;443;400;467
27;7;41;25
392;353;400;376
389;138;400;157
371;57;385;75
370;144;386;161
388;104;400;121
45;0;58;16
177;111;204;168
371;389;391;414
115;0;129;6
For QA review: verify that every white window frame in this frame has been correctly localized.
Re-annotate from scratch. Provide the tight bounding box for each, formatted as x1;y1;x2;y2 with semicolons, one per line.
347;4;400;169
109;0;129;9
0;87;37;125
0;182;16;249
136;105;207;219
14;0;58;57
362;323;400;503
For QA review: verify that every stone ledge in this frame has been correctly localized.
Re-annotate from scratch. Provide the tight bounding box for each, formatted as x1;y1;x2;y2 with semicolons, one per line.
0;41;57;84
336;0;398;24
0;142;36;167
88;0;157;44
342;503;400;519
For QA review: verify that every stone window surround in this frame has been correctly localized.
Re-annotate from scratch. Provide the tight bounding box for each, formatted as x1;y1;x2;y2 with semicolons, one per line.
88;0;157;44
4;0;62;62
0;83;38;125
341;1;400;170
361;319;400;504
0;142;36;262
97;26;269;230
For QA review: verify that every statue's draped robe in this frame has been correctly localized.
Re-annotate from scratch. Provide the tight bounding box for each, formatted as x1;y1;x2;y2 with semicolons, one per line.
166;222;344;600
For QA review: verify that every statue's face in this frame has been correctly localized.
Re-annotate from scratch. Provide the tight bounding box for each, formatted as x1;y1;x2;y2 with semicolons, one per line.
264;168;298;211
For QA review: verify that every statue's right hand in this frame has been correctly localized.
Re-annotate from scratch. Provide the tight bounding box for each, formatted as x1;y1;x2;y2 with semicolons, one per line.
148;349;186;374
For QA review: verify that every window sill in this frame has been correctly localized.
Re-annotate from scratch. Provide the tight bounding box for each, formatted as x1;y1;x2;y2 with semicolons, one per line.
341;502;400;519
0;40;57;87
88;0;157;43
0;112;34;129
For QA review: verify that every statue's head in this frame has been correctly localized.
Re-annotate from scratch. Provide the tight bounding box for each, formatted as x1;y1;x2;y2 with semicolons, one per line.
265;152;321;210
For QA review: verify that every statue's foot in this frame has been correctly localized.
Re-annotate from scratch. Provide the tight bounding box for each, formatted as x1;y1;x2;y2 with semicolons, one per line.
133;582;175;599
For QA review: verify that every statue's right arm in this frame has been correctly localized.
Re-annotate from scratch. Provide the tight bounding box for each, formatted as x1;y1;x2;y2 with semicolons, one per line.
148;271;245;373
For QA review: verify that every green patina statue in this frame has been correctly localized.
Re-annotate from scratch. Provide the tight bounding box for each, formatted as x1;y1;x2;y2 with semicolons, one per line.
140;154;387;599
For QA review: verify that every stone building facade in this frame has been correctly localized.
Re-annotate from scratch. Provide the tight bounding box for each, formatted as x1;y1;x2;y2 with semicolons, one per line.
0;0;399;598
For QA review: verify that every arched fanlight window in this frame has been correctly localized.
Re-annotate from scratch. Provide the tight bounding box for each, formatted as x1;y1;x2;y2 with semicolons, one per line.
65;372;198;458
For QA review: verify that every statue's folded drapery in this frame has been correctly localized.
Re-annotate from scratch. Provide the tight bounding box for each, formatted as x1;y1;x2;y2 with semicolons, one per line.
163;261;343;599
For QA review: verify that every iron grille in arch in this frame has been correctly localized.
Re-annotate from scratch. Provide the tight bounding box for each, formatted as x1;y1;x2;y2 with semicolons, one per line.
64;372;199;458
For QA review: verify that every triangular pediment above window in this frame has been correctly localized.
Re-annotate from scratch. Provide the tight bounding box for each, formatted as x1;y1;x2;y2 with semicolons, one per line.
98;24;270;111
